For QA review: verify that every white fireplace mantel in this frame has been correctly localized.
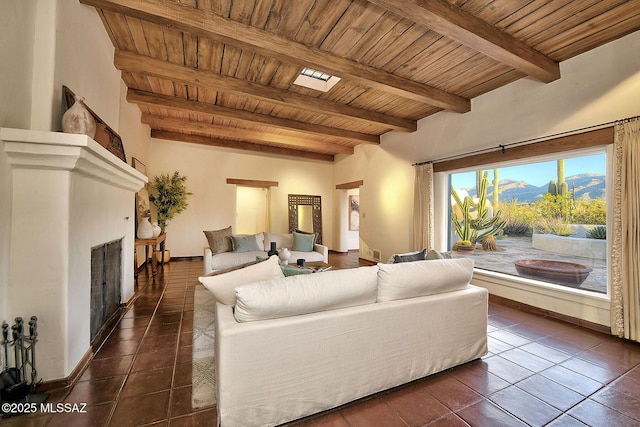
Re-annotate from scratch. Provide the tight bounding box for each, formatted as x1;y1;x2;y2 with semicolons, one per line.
1;127;146;190
2;127;147;382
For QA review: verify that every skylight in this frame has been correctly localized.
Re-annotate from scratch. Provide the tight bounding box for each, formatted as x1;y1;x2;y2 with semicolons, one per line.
300;67;332;82
293;67;341;92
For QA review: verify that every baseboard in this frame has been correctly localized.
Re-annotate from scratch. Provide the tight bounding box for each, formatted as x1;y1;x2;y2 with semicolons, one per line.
489;294;612;335
37;296;133;393
170;256;203;261
38;347;93;393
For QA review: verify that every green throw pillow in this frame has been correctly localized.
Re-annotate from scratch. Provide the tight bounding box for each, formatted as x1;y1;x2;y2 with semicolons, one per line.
292;231;315;252
231;234;261;252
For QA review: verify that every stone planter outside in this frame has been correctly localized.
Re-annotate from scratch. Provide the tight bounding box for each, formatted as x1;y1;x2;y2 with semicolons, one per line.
532;233;606;260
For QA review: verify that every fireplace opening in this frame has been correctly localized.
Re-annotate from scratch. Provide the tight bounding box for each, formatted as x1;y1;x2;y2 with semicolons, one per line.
90;239;122;343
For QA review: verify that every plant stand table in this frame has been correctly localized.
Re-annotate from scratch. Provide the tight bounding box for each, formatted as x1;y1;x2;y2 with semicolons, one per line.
134;233;166;278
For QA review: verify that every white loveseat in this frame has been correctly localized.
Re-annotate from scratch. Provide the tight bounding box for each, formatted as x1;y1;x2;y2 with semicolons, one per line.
203;230;328;275
198;256;487;427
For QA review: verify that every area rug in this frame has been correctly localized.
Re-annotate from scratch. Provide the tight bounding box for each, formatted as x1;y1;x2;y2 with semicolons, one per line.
192;285;217;408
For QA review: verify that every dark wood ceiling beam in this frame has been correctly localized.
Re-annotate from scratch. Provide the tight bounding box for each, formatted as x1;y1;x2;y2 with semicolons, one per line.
115;50;416;132
127;89;379;145
367;0;560;83
227;179;279;188
80;0;470;112
141;113;354;154
151;130;335;162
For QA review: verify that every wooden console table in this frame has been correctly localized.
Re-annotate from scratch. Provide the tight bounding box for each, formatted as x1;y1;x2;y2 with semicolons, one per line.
134;233;166;278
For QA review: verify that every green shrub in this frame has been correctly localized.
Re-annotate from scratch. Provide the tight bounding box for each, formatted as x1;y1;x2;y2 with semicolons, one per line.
586;225;607;239
572;198;606;225
499;200;539;236
534;193;573;221
534;217;574;236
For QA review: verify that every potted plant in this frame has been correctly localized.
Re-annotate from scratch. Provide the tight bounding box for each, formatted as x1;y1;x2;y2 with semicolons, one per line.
454;240;476;253
148;171;191;262
451;171;506;251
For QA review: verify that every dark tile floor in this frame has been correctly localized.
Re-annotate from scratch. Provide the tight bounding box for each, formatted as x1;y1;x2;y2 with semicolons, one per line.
4;251;640;426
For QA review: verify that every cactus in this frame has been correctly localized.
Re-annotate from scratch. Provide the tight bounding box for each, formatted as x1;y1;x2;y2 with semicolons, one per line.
548;180;557;196
492;168;500;212
558;181;568;196
482;235;497;251
451;171;507;244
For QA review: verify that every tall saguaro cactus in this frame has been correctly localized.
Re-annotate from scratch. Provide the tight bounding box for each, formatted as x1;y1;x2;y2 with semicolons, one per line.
492;168;500;212
451;171;507;244
548;159;568;196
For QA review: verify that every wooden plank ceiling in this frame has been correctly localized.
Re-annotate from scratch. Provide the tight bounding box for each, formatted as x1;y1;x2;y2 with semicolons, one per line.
81;0;640;162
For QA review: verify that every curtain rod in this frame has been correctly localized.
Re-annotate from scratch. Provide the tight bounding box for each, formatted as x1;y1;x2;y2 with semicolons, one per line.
412;115;639;167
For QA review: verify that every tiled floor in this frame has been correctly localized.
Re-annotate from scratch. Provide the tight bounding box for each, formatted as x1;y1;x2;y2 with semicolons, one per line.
5;251;640;426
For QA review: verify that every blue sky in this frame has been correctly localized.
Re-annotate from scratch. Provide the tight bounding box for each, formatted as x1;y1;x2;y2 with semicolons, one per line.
451;153;606;190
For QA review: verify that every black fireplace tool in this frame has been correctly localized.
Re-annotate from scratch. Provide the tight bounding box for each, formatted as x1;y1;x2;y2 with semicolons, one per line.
0;317;48;418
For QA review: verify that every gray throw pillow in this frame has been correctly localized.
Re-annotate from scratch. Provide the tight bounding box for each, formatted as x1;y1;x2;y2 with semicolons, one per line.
426;249;453;260
292;231;315;252
231;234;261;252
393;249;427;263
203;226;233;254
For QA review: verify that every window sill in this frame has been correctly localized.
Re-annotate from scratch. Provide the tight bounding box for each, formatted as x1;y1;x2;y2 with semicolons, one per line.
472;268;610;327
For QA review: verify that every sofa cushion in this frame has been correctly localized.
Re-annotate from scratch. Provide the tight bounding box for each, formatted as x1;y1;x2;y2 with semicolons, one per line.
203;226;233;255
209;251;267;271
234;266;379;322
292;231;315;252
262;232;293;251
198;255;284;305
231;233;262;252
377;258;474;302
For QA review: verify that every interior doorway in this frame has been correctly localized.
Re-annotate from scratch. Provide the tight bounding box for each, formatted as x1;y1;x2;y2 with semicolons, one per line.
346;188;359;250
335;180;363;253
235;186;270;234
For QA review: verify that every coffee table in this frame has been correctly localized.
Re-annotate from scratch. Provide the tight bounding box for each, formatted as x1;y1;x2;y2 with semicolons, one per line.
280;261;332;276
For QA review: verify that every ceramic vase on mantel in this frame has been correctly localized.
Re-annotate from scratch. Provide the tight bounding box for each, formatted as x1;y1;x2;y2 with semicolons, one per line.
137;217;153;239
62;95;96;139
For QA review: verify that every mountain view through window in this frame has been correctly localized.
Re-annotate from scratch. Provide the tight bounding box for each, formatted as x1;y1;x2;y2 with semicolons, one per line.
449;152;607;294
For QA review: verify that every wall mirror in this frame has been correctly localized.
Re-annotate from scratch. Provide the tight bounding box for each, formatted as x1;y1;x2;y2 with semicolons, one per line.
288;194;322;244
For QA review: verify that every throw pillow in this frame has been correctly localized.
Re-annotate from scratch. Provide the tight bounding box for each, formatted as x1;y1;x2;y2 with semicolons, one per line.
234;266;378;322
392;248;427;263
377;258;474;302
294;229;318;244
262;232;293;251
203;226;232;255
231;233;262;252
198;255;284;305
426;249;453;260
292;231;315;252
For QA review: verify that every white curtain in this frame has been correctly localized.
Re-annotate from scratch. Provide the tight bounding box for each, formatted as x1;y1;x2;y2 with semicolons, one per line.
611;118;640;341
413;163;434;251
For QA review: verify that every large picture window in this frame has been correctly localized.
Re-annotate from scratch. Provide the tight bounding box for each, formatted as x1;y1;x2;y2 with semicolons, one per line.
448;151;607;294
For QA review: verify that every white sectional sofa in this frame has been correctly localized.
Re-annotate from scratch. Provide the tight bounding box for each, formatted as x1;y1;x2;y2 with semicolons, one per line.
196;256;488;427
202;229;328;275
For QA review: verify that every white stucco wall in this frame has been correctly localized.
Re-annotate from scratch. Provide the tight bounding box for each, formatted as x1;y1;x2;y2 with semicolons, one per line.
0;0;151;378
149;138;335;257
334;144;414;262
0;0;38;330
